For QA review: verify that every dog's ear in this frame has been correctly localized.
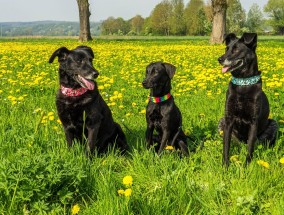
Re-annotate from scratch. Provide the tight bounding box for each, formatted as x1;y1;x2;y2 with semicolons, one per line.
163;63;176;79
224;33;237;46
49;47;70;63
239;33;257;51
76;46;94;58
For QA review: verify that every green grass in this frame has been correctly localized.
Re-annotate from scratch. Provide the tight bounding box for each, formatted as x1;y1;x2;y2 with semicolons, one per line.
0;37;283;214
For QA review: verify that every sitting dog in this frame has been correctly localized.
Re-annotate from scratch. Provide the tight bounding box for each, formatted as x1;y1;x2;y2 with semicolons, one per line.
142;62;189;156
218;33;278;166
49;46;128;154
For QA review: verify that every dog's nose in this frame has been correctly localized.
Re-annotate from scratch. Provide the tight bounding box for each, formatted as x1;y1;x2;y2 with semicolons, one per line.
218;57;223;64
93;69;99;78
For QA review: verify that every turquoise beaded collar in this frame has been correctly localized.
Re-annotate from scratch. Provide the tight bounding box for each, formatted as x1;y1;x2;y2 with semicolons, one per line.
231;75;261;86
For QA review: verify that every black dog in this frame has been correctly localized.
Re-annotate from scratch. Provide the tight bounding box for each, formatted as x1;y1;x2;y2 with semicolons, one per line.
142;62;189;156
218;33;278;166
49;46;128;154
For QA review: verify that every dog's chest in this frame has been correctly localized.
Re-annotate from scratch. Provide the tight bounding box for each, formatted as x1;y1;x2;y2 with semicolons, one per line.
227;95;256;121
148;108;163;128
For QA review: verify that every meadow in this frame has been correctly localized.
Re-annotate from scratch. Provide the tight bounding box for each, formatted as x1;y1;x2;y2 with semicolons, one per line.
0;37;284;214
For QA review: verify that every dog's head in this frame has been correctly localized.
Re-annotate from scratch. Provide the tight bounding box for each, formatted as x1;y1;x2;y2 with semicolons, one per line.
142;62;176;91
49;46;99;90
218;33;258;77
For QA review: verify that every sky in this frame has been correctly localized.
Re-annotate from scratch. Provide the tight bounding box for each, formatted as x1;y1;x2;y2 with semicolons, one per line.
0;0;269;23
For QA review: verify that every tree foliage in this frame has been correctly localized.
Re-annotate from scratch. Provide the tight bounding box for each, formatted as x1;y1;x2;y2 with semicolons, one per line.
246;3;264;33
226;0;246;34
264;0;284;34
184;0;206;35
150;0;173;35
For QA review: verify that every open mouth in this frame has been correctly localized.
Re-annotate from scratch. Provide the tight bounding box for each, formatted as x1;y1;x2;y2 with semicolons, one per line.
74;75;95;90
222;59;243;73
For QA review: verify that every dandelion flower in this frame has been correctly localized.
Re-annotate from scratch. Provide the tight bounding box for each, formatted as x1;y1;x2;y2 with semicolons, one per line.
280;157;284;164
165;145;174;150
257;160;269;169
72;204;80;215
117;189;125;196
123;175;133;186
124;188;132;197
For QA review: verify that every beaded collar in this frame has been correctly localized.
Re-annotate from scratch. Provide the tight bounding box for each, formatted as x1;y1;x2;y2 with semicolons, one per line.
60;85;88;97
231;75;261;86
149;93;171;103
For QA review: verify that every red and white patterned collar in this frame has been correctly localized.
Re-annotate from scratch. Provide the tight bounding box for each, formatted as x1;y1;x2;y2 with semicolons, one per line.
60;85;88;97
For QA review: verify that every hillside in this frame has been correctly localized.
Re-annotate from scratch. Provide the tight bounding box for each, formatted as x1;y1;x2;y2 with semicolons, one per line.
0;21;101;37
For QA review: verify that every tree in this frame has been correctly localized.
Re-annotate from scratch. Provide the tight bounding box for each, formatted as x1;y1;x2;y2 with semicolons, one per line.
210;0;227;43
131;15;145;35
150;0;173;35
246;3;264;33
170;0;186;35
264;0;284;34
184;0;204;35
226;0;246;34
77;0;92;41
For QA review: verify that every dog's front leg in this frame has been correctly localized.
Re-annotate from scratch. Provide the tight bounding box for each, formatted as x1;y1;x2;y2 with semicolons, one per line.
246;122;258;164
146;125;154;148
223;119;234;166
87;122;101;155
63;125;76;147
158;130;170;155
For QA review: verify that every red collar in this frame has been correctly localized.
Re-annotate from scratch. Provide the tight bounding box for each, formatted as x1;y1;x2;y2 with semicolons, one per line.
60;85;88;97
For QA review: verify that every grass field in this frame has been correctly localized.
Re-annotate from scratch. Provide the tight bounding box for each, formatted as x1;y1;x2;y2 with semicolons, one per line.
0;37;284;214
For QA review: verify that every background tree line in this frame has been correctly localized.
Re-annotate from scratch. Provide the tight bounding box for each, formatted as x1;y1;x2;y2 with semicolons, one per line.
100;0;284;36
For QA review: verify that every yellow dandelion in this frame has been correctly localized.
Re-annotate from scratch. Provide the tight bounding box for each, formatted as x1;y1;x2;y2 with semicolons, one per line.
257;160;269;169
219;130;224;136
98;85;104;90
57;119;62;125
123;175;133;186
117;189;125;196
132;102;137;107
49;115;55;121
71;204;80;215
165;145;174;150
124;188;132;197
47;112;54;116
139;109;146;114
280;157;284;164
274;92;279;96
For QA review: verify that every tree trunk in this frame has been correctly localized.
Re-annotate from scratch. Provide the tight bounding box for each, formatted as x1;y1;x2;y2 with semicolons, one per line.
210;0;227;44
77;0;92;41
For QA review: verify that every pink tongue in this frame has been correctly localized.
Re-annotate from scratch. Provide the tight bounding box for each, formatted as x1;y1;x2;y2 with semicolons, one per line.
78;75;94;90
222;67;230;73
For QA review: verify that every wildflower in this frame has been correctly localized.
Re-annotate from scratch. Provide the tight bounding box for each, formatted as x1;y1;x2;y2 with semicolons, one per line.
257;160;269;169
123;175;133;187
124;188;132;197
280;157;284;164
117;189;125;196
219;130;223;136
274;92;279;96
165;145;174;150
71;204;80;215
139;109;146;114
